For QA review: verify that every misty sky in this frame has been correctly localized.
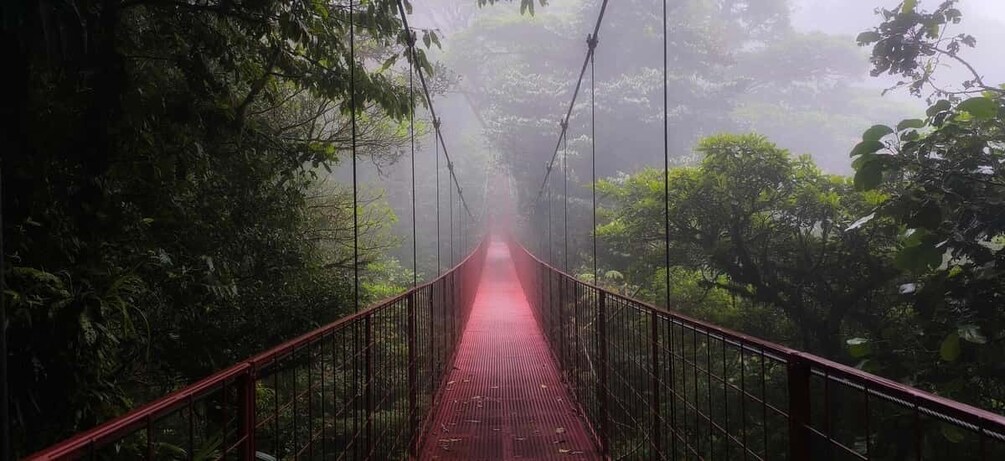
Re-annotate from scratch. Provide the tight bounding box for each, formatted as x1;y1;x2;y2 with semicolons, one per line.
792;0;1005;85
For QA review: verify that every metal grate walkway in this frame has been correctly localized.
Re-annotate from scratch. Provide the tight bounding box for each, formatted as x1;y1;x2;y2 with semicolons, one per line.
419;240;601;460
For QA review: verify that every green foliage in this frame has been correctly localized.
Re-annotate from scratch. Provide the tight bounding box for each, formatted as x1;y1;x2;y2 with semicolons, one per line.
477;0;549;16
844;0;1005;412
598;134;903;358
847;85;1005;411
857;0;993;99
3;0;422;454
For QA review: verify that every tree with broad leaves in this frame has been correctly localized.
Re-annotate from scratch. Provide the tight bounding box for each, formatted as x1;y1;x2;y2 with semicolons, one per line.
851;0;1005;413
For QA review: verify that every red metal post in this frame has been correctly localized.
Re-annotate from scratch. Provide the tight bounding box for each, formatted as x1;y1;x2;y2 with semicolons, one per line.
651;310;662;458
430;286;436;391
237;371;256;461
448;272;454;348
597;290;609;456
551;272;558;342
788;356;811;460
365;316;374;458
559;276;565;371
407;292;418;456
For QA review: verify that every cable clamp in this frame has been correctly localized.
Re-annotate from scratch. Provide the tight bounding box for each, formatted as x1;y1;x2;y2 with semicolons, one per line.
433;117;441;129
560;119;568;130
586;34;598;50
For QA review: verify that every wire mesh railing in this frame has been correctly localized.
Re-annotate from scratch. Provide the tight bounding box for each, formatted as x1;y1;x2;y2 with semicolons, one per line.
28;239;488;461
509;238;1005;461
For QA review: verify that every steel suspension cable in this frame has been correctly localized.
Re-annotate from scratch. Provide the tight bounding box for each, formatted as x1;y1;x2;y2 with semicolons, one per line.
547;184;553;265
393;11;474;220
394;0;478;279
589;34;598;283
533;0;611;203
435;119;441;275
409;48;417;287
452;171;456;267
661;0;676;454
348;0;363;453
350;0;360;311
562;126;569;272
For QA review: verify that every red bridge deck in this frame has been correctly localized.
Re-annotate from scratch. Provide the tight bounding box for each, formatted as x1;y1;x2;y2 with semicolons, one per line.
420;240;601;460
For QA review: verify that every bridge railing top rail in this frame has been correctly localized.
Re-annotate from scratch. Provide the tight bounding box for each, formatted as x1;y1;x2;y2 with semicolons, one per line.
29;237;491;460
508;237;1005;449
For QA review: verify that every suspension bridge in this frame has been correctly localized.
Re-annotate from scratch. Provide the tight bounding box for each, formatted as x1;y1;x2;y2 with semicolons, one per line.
21;0;1005;459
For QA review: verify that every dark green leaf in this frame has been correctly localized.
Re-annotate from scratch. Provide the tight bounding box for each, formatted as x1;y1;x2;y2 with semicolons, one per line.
856;31;881;44
850;140;884;158
897;119;925;131
906;201;942;229
854;163;883;190
895;243;943;273
957;96;998;120
926;100;952;117
863;125;894;141
940;333;961;362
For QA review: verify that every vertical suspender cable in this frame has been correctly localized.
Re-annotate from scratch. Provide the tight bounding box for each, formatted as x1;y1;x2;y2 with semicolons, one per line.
548;183;553;265
563;128;569;272
393;0;476;275
349;0;360;311
348;1;363;456
449;165;454;266
534;0;610;202
409;45;417;287
435;119;441;275
589;34;598;283
662;0;676;455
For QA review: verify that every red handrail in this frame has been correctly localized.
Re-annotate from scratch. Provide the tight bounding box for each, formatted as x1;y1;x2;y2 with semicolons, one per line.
507;236;1005;460
28;237;491;460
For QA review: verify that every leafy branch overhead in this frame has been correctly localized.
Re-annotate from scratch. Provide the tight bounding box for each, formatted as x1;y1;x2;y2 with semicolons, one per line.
847;0;1004;403
476;0;549;16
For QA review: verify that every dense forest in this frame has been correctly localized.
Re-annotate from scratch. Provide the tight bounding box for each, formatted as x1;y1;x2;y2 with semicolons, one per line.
511;0;1005;418
2;0;1004;456
0;0;479;454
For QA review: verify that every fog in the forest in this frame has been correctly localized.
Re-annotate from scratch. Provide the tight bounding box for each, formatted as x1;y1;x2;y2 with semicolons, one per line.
13;0;1005;454
357;0;1005;279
